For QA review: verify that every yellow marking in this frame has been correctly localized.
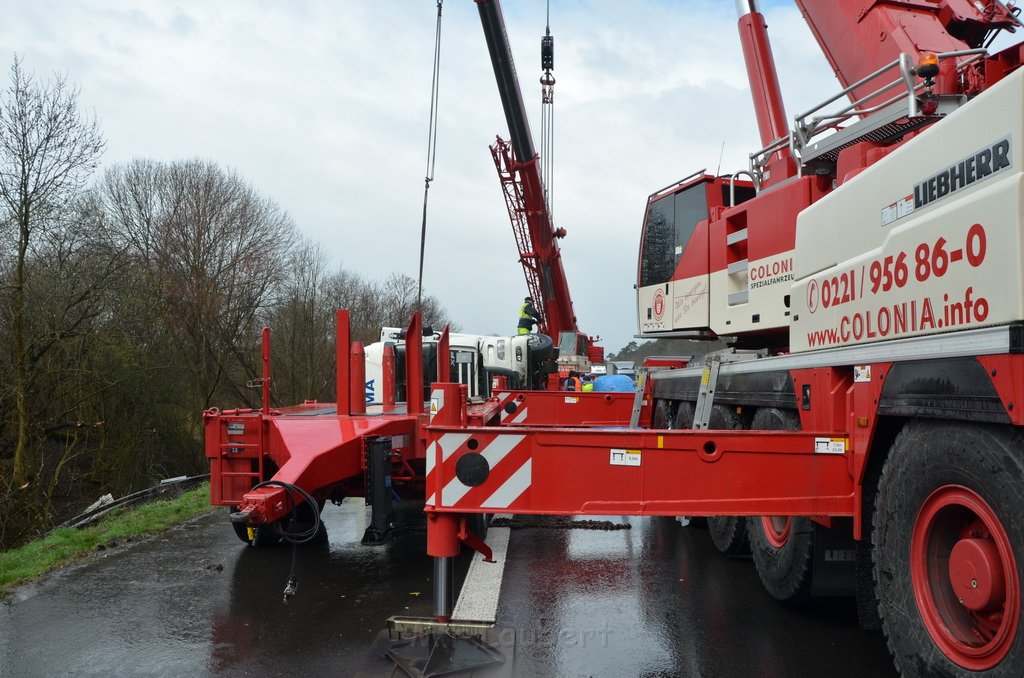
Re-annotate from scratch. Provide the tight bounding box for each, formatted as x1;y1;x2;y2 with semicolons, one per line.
658;436;664;449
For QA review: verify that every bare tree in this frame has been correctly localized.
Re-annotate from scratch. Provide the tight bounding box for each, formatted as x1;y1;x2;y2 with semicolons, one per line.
102;158;295;413
0;57;104;489
379;272;457;334
264;239;337;403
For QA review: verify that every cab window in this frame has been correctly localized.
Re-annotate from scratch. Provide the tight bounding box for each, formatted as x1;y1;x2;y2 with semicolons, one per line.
639;183;709;286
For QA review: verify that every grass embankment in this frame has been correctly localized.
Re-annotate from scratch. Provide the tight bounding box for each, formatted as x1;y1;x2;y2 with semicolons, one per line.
0;483;215;596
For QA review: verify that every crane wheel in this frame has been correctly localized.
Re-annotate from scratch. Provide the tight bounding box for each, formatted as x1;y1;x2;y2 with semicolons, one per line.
707;404;750;555
747;407;815;602
670;401;707;528
468;513;490;541
651;400;672;429
228;508;283;547
708;516;749;556
673;401;694;429
874;421;1024;677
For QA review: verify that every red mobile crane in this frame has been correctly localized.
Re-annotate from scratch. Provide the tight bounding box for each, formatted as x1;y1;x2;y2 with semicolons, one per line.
416;1;1024;676
207;1;1024;675
479;1;604;374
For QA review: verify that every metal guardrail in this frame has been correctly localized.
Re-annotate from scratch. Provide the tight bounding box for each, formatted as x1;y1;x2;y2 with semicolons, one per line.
57;474;211;530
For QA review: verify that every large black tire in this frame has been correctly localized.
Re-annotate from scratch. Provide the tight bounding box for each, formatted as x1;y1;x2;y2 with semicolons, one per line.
230;509;253;545
874;421;1024;677
670;401;708;528
229;509;283;547
748;515;815;602
651;399;672;429
705;405;750;555
293;498;329;546
673;401;694;429
468;513;489;541
747;407;815;602
526;334;555;390
708;516;749;556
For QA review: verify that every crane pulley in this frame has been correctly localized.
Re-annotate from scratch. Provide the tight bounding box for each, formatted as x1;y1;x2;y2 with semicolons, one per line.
540;0;555;214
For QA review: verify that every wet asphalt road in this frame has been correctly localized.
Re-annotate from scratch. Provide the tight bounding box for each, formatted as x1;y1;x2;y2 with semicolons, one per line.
497;516;897;678
0;505;898;677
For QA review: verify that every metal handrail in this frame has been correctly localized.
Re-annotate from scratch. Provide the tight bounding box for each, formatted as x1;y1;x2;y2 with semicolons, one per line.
794;48;987;150
730;170;759;204
747;48;988;183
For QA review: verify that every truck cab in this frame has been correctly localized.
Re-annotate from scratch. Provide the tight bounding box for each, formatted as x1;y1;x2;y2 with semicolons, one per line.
364;328;555;404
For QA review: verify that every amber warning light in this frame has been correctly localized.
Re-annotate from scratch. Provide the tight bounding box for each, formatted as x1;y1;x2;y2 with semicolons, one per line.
916;51;940;81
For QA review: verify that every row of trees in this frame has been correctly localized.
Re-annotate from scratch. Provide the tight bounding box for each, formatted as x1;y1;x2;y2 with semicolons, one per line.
606;337;726;363
0;59;454;548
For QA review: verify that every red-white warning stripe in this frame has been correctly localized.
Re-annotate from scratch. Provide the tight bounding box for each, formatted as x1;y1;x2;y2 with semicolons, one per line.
425;431;532;510
479;459;531;508
424;432;470;507
441;433;525;506
425;387;453;507
427;389;532;509
496;391;529;425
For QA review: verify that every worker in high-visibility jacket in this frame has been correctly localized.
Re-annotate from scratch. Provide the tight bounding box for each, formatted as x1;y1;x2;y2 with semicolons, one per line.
517;296;541;335
581;375;595;392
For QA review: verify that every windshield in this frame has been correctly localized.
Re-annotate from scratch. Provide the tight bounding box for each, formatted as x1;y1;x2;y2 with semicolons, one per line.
638;183;709;287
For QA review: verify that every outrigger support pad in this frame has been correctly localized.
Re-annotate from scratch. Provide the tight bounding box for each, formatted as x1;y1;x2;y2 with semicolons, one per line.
385;617;506;678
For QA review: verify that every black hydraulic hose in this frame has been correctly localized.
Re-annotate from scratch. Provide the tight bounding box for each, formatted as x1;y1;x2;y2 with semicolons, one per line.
249;480;322;545
248;479;323;604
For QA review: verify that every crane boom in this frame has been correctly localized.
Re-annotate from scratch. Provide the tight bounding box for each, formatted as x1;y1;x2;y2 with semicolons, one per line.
796;0;1020;103
476;0;585;352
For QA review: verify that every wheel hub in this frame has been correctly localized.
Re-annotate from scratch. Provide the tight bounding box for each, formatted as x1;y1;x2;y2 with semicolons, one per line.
762;516;791;548
949;537;1005;612
911;484;1020;670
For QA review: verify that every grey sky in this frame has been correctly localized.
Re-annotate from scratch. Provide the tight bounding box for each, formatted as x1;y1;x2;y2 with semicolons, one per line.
8;1;839;353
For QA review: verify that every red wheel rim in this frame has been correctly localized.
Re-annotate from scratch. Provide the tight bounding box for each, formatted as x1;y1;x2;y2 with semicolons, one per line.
761;516;791;548
911;484;1020;670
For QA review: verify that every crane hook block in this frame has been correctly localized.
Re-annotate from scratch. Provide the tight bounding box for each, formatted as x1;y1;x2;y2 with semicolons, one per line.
541;34;554;71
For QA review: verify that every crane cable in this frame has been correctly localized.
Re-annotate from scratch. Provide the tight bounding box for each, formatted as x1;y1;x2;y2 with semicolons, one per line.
417;0;443;309
540;0;555;217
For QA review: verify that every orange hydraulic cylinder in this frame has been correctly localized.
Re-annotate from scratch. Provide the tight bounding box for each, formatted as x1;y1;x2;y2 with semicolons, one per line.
737;6;789;149
736;4;796;180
